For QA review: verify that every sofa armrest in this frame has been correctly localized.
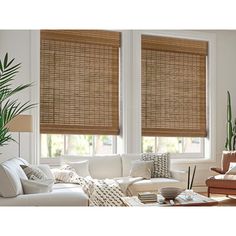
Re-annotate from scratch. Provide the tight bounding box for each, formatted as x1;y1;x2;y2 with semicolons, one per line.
210;167;224;174
170;170;188;182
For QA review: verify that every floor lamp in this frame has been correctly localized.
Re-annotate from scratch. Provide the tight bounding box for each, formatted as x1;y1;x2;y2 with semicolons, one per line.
6;115;33;157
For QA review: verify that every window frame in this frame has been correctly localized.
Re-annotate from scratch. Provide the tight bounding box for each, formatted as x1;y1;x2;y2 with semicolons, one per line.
35;30;216;164
39;30;121;164
137;30;216;162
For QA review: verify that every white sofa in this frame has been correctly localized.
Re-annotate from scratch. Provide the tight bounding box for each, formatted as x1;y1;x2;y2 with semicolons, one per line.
0;157;88;206
0;154;187;206
62;154;187;196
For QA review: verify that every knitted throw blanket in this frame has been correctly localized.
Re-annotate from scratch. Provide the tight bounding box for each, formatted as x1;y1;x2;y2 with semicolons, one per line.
51;166;125;206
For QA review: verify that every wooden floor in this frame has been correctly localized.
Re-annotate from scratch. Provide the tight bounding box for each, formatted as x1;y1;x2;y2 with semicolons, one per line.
200;193;236;206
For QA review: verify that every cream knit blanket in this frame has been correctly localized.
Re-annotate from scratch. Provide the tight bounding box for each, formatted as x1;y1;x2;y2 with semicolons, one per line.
51;166;143;206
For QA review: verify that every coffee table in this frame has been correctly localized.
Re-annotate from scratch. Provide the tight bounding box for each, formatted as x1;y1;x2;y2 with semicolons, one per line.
121;192;218;207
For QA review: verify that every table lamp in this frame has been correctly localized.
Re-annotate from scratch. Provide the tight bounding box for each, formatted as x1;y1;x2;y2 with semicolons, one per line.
6;115;33;157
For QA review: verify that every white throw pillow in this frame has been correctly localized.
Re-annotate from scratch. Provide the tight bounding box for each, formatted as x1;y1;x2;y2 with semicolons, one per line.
129;160;153;179
67;160;90;177
21;179;54;194
226;162;236;175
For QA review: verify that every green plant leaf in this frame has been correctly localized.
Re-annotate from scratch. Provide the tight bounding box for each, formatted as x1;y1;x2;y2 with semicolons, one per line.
6;58;15;68
3;53;8;68
0;53;36;146
0;70;18;81
2;63;20;74
0;61;3;72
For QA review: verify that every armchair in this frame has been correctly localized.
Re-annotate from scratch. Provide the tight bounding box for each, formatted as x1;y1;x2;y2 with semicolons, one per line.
206;151;236;197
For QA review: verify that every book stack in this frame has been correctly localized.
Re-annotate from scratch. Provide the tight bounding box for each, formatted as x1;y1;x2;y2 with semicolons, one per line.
138;192;157;203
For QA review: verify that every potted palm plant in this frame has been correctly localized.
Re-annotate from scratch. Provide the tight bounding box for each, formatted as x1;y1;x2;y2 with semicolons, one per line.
225;91;236;151
222;91;236;163
0;53;35;147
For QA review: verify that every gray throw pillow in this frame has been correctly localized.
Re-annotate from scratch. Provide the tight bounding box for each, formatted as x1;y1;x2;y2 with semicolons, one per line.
21;164;48;180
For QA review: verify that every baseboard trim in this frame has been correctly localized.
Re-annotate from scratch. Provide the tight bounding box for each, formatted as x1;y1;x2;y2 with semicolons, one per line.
193;186;208;193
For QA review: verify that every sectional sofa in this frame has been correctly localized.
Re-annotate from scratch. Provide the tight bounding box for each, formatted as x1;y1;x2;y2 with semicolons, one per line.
0;154;187;206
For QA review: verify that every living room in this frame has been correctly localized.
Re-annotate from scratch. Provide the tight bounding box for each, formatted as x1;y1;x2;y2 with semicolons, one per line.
1;1;236;235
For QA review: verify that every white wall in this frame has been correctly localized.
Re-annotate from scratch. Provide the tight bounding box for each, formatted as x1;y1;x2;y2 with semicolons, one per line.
0;30;236;189
0;30;39;163
214;30;236;158
172;30;236;190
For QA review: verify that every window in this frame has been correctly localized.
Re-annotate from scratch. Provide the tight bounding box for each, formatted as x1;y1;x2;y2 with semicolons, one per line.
142;136;204;158
41;134;116;157
40;30;120;158
141;34;208;157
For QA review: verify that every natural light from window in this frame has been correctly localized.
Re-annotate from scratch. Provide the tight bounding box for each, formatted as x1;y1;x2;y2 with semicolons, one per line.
142;137;203;157
41;134;116;158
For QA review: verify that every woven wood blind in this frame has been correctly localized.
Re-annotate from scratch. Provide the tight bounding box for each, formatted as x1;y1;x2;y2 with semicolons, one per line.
142;35;208;137
40;30;120;135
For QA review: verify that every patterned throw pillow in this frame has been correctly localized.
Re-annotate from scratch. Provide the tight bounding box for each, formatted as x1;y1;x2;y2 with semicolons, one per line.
20;165;47;180
141;153;171;178
51;168;78;183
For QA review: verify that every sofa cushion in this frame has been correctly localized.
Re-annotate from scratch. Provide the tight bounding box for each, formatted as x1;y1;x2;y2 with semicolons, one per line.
0;157;28;197
121;154;141;177
0;183;89;206
62;155;122;179
89;155;122;179
128;178;184;196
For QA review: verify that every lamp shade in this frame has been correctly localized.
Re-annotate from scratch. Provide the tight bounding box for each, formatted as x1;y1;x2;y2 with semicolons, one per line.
6;115;33;132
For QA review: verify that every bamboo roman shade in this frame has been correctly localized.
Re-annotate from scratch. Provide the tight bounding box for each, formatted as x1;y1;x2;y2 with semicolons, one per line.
40;30;120;135
142;35;208;137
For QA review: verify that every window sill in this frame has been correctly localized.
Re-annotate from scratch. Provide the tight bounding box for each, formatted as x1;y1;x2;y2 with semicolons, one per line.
171;157;216;164
40;157;62;166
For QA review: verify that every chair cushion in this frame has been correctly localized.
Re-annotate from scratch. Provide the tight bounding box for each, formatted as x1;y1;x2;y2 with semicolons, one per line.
0;157;28;197
222;151;236;173
206;174;236;188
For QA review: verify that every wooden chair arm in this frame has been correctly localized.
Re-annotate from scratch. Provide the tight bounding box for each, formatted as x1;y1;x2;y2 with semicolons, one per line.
210;167;224;174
